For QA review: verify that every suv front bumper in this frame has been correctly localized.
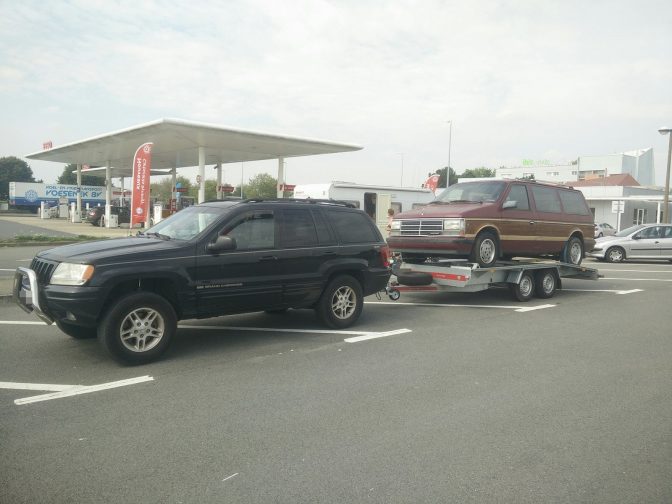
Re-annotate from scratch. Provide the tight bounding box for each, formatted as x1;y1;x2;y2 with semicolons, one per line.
13;267;54;324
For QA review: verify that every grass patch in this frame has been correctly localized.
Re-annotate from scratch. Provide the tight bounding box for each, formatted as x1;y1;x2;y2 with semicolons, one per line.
0;234;103;246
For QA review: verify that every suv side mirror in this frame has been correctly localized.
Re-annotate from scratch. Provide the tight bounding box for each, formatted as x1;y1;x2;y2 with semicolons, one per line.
502;200;517;210
208;235;236;253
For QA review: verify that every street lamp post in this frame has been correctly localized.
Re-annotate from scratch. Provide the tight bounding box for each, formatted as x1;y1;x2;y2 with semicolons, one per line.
447;120;452;186
659;127;672;224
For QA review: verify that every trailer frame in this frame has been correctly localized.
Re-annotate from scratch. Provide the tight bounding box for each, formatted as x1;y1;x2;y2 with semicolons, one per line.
385;257;600;302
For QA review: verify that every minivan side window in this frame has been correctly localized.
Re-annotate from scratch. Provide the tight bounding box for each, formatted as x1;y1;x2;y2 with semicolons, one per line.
504;185;530;210
281;209;318;248
559;190;590;215
327;210;379;244
531;186;562;213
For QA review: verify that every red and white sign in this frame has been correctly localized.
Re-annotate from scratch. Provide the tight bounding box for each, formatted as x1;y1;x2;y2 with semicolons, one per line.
42;141;53;150
130;142;153;227
219;185;235;193
279;184;296;192
82;164;91;171
424;174;440;193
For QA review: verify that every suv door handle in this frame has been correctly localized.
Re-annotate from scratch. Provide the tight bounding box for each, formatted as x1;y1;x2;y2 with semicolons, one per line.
259;255;278;261
321;251;337;256
529;221;536;225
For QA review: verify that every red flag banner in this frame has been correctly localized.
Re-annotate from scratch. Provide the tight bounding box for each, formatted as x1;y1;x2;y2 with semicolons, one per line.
131;142;153;227
425;174;440;193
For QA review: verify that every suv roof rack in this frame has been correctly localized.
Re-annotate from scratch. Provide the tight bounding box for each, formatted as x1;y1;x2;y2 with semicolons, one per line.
238;198;357;208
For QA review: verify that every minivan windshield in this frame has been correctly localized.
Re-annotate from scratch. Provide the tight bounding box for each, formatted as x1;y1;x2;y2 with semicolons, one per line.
433;181;506;204
140;205;225;241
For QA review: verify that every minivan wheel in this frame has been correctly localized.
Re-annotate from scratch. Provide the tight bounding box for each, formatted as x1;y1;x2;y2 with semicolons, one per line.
316;275;363;329
98;292;177;364
606;246;625;263
470;231;499;267
561;236;583;265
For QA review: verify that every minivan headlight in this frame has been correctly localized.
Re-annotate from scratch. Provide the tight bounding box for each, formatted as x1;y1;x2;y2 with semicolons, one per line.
50;263;95;286
390;221;401;230
442;218;465;236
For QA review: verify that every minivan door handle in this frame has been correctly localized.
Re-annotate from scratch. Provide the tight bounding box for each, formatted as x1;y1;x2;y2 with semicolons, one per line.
529;221;536;225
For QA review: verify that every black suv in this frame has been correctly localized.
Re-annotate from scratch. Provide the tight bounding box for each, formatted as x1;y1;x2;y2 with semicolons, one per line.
14;199;391;364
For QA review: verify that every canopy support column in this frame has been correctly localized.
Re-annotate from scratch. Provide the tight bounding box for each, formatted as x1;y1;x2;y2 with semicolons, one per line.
105;161;112;228
277;157;285;198
76;164;82;216
198;147;205;204
171;167;177;210
216;163;222;199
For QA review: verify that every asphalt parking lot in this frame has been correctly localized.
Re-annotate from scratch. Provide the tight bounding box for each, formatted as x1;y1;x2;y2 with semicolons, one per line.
1;259;671;503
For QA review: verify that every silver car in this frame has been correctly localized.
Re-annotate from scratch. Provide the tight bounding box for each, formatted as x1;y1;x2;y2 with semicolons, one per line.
589;223;672;262
594;222;616;238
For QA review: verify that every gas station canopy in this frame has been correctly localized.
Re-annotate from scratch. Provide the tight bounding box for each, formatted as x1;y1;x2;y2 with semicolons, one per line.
25;117;362;176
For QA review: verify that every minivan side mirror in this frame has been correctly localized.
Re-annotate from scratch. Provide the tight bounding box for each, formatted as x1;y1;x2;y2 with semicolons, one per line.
208;235;236;253
502;200;517;210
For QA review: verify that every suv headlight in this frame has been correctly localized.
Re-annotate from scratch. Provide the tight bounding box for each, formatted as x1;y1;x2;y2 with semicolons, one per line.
442;218;465;236
50;263;95;286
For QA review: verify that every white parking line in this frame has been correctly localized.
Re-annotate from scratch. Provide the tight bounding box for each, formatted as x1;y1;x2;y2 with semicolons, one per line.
1;376;154;405
344;329;413;343
365;301;555;313
596;268;672;273
563;288;644;295
601;277;672;282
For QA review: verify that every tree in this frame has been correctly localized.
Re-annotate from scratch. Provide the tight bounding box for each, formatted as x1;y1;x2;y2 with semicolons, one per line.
56;164;102;186
432;167;457;188
460;167;496;178
187;179;218;201
0;156;36;200
241;173;278;199
150;176;192;202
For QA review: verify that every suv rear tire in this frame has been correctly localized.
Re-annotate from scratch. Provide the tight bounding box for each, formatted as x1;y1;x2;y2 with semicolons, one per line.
316;275;363;329
98;292;177;364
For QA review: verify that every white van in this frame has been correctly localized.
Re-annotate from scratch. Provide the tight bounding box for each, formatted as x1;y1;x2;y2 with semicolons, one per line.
293;181;436;236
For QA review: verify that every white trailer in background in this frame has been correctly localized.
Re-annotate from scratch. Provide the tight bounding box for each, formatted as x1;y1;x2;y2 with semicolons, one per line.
293;182;436;236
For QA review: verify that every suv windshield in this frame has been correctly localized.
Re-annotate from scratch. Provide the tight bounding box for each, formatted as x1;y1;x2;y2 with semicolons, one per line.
143;205;225;240
433;181;506;203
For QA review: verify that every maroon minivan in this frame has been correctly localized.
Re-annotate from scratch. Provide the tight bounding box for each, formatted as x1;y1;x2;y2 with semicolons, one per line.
387;179;595;267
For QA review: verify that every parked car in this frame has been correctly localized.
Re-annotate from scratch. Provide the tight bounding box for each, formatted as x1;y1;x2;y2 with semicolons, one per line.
87;205;131;226
14;199;391;364
588;223;672;262
594;222;616;238
387;180;595;267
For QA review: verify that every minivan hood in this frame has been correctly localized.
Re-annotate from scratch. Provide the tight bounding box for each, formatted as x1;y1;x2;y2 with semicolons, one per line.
37;236;189;264
395;202;495;219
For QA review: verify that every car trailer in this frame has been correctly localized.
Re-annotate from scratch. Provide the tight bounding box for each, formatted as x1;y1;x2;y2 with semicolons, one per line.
385;258;600;302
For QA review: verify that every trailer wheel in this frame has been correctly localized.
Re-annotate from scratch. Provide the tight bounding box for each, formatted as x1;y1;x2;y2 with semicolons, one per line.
388;289;401;301
534;269;557;299
509;271;535;302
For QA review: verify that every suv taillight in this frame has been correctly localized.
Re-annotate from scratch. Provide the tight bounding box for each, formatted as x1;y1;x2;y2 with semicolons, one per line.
379;245;391;266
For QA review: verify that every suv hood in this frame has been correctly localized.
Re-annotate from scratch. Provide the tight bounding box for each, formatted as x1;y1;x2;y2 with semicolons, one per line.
37;237;189;264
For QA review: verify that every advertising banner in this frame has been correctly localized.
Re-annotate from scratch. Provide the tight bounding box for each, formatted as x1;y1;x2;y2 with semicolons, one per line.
424;174;440;193
130;142;154;227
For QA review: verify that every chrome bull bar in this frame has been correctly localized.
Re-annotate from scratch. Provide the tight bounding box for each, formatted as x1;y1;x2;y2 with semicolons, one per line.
13;267;54;325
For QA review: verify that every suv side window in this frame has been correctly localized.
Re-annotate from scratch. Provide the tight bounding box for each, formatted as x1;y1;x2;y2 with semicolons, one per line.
224;210;275;250
559;190;590;215
326;210;379;244
531;186;562;213
504;184;530;210
280;209;318;248
312;209;336;245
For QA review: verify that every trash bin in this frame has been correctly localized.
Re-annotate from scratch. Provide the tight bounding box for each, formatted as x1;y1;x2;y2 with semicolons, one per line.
108;214;119;228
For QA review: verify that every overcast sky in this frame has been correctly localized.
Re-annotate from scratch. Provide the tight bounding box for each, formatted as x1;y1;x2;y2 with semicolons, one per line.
1;0;671;188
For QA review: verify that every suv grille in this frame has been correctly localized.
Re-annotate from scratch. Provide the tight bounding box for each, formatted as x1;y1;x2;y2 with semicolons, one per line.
400;219;443;236
30;258;58;286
